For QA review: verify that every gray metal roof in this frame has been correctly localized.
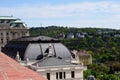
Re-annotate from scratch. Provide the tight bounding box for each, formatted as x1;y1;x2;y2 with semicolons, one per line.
12;20;24;23
16;36;59;42
33;56;73;67
24;43;72;61
2;36;72;62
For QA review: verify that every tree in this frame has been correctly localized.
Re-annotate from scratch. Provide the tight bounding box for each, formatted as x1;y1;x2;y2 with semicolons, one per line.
84;69;92;79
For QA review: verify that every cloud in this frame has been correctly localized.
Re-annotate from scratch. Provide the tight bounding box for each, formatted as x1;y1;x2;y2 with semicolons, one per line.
0;1;120;18
0;1;120;29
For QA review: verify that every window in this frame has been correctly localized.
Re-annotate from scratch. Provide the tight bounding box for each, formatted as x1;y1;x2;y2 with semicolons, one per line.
13;33;15;36
1;39;3;44
1;20;4;23
7;20;10;23
64;72;66;79
6;32;9;36
59;72;62;79
56;72;58;79
47;73;50;80
71;71;75;78
6;39;9;42
1;33;3;36
56;72;66;79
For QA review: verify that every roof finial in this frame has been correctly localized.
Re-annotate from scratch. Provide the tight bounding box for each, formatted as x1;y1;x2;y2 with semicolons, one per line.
48;43;53;57
36;63;39;68
15;51;21;62
26;57;29;62
26;58;30;65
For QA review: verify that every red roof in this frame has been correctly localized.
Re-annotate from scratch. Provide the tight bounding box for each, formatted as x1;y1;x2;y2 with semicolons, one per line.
0;52;46;80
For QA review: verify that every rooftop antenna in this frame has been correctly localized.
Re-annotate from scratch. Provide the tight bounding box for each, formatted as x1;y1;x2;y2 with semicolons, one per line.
40;23;42;27
11;15;13;17
39;23;42;35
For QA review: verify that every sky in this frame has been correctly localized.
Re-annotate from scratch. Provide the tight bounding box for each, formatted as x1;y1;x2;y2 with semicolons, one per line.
0;0;120;29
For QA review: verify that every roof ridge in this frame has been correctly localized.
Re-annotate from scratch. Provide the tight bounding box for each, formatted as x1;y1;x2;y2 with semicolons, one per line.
33;56;73;66
0;16;20;20
0;16;13;17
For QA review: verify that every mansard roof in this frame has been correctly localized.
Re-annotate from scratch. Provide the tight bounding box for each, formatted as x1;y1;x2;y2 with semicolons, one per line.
15;36;59;42
2;36;72;62
12;20;24;23
33;56;73;67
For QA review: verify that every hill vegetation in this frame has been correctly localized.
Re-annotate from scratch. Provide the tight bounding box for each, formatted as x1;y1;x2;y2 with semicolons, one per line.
29;26;120;79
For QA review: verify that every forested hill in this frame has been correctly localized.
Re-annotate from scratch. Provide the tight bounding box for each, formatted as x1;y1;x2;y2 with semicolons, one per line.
29;26;120;63
30;26;120;79
29;26;119;37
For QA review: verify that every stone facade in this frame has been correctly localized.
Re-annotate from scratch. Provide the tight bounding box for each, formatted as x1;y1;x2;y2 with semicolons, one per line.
0;16;29;50
72;50;92;65
33;66;85;80
19;56;87;80
32;65;86;80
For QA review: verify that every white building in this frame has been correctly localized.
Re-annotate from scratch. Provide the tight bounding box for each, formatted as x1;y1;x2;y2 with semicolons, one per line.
56;33;65;40
76;33;85;38
67;33;74;39
114;34;120;37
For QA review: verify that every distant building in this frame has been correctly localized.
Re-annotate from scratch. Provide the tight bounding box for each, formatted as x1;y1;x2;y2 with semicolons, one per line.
76;33;85;38
97;30;102;34
72;50;92;65
114;34;120;37
67;33;74;39
2;36;87;80
55;33;65;40
87;75;96;80
0;16;29;50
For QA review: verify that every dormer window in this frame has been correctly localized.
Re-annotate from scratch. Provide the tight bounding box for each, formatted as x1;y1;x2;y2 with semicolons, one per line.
1;20;4;23
6;38;9;42
6;32;9;36
1;39;3;44
1;33;3;36
7;20;10;23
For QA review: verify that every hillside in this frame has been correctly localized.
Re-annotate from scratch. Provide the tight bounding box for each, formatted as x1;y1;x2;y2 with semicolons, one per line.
30;26;120;79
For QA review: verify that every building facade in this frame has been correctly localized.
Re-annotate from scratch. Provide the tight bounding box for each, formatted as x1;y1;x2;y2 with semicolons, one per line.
0;16;29;50
2;36;87;80
29;56;86;80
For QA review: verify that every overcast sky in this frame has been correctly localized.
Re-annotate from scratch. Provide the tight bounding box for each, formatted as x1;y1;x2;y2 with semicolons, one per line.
0;0;120;29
